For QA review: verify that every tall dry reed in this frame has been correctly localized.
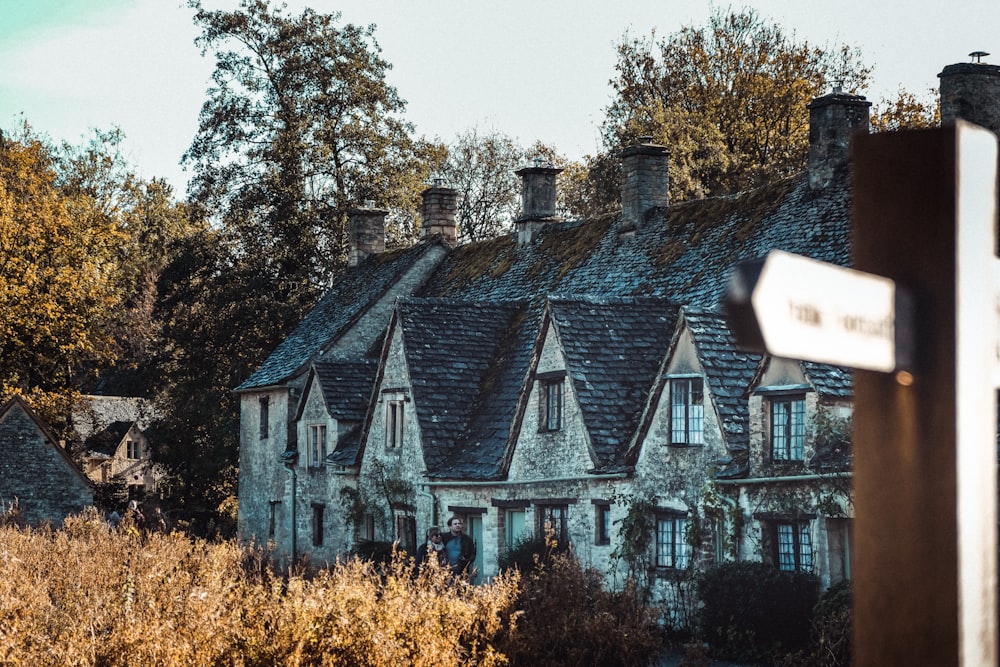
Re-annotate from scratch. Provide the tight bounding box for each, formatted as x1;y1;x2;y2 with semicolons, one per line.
0;509;519;666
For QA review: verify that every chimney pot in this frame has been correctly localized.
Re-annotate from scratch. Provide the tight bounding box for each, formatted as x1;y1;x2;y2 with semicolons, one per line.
514;163;563;246
939;61;1000;135
620;139;669;231
348;205;387;267
807;90;870;190
420;184;459;247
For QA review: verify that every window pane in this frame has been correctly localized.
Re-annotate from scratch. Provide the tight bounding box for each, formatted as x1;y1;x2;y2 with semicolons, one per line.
656;518;673;568
675;519;691;569
506;510;525;550
790;400;806;460
798;523;813;571
773;402;790;460
777;523;796;571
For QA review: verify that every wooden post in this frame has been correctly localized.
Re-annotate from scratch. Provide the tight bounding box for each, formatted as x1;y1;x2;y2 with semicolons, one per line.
852;121;999;666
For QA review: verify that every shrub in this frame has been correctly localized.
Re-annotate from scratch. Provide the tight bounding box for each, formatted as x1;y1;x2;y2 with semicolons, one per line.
696;561;819;662
497;548;663;667
497;533;562;572
778;579;852;667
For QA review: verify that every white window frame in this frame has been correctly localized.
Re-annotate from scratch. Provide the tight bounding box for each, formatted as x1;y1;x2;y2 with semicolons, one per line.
771;395;806;461
655;514;692;569
669;376;704;446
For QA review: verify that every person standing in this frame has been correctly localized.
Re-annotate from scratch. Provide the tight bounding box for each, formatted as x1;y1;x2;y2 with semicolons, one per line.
415;526;447;570
442;515;476;577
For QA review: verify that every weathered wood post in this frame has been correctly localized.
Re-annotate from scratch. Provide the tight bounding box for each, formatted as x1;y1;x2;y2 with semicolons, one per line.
852;121;999;666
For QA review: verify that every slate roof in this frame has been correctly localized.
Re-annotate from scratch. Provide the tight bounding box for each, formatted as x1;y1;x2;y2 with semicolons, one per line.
85;420;134;457
313;360;378;421
679;308;762;453
549;297;678;471
419;175;850;308
391;298;528;480
802;362;854;398
238;240;444;390
247;169;855;478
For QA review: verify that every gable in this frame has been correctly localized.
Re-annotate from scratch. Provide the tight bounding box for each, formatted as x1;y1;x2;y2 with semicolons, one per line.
549;297;678;471
0;399;93;524
239;240;447;391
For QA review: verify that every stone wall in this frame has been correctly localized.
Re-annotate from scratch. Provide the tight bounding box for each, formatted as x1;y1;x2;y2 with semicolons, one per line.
0;403;93;526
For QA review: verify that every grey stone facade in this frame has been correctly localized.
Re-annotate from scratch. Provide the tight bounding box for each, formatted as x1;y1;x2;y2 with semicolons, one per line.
0;397;94;525
235;60;1000;616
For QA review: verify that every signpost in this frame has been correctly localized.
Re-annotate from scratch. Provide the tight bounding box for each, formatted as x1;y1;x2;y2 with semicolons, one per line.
727;121;998;666
724;250;911;373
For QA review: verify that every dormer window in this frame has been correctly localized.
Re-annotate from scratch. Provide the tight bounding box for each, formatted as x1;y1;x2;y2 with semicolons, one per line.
537;371;565;432
126;440;140;460
771;395;806;461
669;377;704;446
307;424;327;468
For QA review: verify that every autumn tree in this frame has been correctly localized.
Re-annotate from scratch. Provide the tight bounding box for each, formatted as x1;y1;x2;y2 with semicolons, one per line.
601;8;872;203
151;0;434;515
0;125;125;431
871;88;940;132
56;128;200;396
435;128;526;243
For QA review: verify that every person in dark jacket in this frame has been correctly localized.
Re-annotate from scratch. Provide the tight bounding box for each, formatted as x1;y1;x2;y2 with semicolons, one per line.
415;526;448;570
442;515;476;577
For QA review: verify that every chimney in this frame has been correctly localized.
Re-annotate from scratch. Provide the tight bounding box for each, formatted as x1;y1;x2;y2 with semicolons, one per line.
515;160;563;246
420;180;459;247
620;137;669;232
348;203;387;267
939;58;1000;134
807;87;870;190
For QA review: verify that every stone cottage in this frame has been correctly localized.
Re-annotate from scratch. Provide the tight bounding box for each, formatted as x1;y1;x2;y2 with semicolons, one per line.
73;395;162;496
235;61;1000;610
0;397;95;526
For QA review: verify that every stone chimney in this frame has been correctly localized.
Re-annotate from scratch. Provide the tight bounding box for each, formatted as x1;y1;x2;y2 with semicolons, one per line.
807;87;870;190
348;204;387;267
420;181;459;247
939;60;1000;134
515;160;563;246
620;137;669;232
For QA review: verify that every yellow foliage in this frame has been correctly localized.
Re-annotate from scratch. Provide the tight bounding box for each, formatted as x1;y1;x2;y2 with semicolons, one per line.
0;514;520;666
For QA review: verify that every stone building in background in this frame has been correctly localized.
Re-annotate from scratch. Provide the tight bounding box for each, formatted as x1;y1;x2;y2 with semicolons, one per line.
234;60;1000;618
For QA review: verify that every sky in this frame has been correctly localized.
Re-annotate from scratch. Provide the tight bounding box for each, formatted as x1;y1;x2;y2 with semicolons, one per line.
1;0;999;197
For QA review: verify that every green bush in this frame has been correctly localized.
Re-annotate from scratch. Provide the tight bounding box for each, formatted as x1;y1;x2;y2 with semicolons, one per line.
697;561;819;662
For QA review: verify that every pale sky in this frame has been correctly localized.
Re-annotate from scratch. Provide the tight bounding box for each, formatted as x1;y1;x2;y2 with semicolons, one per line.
1;0;998;197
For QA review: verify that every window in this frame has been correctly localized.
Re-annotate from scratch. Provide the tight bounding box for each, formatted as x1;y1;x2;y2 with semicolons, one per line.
594;502;611;545
311;504;325;547
386;400;404;448
774;521;813;572
537;504;568;545
538;376;564;432
362;514;375;541
126;440;140;460
307;424;327;468
771;396;806;461
268;500;280;540
396;514;416;553
259;396;270;439
670;377;704;445
505;509;527;551
655;514;692;569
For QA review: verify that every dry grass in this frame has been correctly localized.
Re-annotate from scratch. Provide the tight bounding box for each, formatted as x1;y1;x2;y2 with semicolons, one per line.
0;509;520;667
